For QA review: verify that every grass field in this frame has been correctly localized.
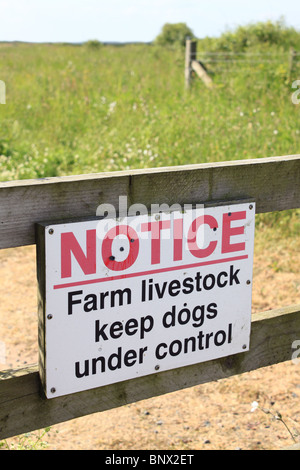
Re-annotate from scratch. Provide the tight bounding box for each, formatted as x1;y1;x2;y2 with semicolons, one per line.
0;42;299;175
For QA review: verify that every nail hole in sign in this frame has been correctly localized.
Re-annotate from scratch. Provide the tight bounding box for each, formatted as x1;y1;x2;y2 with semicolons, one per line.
102;225;139;271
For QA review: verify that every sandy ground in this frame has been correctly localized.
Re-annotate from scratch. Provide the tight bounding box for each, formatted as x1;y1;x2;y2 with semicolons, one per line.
0;230;299;450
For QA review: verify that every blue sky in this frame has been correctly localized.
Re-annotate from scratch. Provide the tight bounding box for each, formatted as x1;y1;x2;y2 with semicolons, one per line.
0;0;299;43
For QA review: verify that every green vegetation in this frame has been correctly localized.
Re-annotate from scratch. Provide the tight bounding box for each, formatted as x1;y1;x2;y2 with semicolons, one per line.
0;428;51;450
0;34;299;179
155;22;195;47
198;18;300;52
84;39;103;49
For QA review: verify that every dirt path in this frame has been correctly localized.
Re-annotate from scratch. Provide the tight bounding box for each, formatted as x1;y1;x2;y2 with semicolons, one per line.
1;231;299;450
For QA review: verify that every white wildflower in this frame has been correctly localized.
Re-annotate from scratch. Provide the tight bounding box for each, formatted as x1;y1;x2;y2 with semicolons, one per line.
109;101;117;113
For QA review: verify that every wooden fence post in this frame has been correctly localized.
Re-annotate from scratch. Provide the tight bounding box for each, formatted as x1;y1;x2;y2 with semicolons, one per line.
185;39;197;89
185;39;213;89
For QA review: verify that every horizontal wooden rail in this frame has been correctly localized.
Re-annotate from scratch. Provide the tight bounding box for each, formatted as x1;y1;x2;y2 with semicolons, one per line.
1;305;299;440
0;155;299;249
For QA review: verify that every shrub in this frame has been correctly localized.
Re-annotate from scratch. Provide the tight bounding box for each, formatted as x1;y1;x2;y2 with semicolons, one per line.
84;39;103;49
154;23;194;47
200;19;300;52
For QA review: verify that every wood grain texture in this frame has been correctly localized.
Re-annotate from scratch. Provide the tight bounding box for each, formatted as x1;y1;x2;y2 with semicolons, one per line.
1;305;299;440
0;155;299;249
184;39;197;89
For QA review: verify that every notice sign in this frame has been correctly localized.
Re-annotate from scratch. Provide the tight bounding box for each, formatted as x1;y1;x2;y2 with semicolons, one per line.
37;201;255;399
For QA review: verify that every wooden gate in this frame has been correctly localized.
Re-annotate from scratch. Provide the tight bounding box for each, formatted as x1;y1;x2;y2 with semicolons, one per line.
0;155;299;440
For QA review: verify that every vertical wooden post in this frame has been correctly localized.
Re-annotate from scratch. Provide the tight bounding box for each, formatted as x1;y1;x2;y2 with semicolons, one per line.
185;39;197;89
289;48;296;81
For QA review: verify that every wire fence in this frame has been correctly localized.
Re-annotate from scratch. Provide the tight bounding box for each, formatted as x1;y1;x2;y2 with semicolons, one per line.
195;51;300;74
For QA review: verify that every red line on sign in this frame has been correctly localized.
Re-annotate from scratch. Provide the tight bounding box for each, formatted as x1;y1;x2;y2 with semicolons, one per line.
53;255;249;290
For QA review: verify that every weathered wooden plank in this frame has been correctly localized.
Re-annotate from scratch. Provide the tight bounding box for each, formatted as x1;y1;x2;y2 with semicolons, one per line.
0;156;299;250
1;304;299;440
185;39;196;89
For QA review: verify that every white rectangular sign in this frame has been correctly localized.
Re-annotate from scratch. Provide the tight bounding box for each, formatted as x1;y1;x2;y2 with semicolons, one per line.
39;201;255;398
